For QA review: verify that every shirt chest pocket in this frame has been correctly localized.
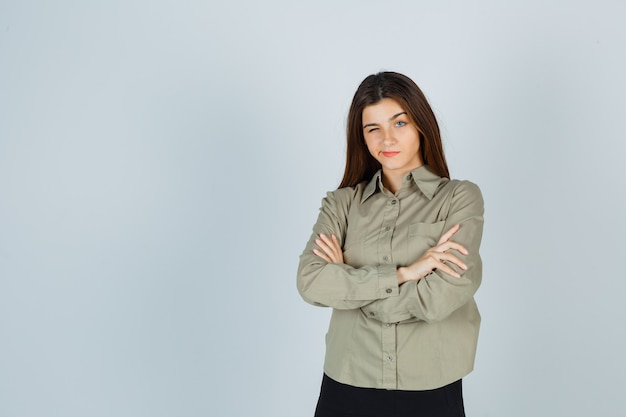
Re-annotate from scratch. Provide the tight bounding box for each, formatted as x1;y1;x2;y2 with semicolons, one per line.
406;221;446;260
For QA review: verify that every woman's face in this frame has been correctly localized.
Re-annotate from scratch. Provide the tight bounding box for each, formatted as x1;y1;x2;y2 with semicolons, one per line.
362;98;423;177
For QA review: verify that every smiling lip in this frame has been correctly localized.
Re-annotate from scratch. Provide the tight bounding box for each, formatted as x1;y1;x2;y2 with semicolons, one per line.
381;151;400;157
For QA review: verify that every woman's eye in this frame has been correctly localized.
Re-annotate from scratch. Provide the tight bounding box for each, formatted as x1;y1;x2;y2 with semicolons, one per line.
395;121;407;127
368;128;379;133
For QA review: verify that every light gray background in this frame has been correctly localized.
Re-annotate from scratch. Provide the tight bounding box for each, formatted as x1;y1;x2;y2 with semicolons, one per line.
1;1;625;416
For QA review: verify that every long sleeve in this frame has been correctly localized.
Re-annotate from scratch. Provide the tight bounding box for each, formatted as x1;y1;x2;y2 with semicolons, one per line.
360;181;484;323
297;188;399;309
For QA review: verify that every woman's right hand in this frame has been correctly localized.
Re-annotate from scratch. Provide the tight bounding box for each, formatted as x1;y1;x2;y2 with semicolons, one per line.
396;224;469;285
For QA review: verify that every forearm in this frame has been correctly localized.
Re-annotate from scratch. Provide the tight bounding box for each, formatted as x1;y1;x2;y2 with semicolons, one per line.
361;182;485;323
297;251;399;309
361;258;481;323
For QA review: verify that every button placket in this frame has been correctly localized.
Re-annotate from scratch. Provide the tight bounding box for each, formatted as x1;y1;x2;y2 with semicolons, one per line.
382;322;398;389
378;197;399;267
380;197;400;389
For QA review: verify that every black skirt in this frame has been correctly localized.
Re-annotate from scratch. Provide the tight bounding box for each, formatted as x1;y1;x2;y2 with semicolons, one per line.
314;374;466;417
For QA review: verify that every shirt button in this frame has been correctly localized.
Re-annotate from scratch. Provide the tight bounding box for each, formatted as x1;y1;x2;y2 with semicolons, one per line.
386;355;393;362
390;200;397;205
369;311;376;316
383;255;389;262
385;323;392;327
386;288;392;294
385;226;391;231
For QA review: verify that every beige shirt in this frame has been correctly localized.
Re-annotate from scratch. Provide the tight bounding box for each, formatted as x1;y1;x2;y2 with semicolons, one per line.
297;165;484;390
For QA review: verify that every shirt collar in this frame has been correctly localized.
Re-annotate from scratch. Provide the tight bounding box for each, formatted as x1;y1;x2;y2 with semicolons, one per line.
361;165;446;203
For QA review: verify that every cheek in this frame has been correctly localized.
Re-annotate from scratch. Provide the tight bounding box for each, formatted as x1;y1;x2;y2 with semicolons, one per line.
364;140;379;158
401;132;421;152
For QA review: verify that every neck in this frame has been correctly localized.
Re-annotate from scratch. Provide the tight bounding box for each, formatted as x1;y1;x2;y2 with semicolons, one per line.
382;163;423;194
381;171;404;194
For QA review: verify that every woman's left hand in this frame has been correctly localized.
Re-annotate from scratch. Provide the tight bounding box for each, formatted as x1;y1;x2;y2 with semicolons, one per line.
313;233;344;264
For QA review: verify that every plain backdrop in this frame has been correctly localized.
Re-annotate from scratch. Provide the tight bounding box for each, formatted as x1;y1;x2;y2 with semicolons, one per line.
1;1;626;416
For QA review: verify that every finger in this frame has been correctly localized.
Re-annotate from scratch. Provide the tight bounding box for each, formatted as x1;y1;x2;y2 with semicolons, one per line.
427;256;462;278
425;252;466;272
316;234;343;263
315;237;334;257
435;241;468;255
320;233;340;250
319;234;341;257
313;248;332;263
326;235;343;257
437;263;461;278
330;235;344;257
439;253;468;270
438;224;460;244
437;224;460;245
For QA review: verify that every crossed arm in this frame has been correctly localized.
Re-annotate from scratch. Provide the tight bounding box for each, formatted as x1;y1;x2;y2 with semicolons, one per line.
299;181;484;323
314;223;468;284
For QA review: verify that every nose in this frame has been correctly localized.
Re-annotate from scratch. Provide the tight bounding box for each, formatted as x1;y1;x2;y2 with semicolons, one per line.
382;128;396;146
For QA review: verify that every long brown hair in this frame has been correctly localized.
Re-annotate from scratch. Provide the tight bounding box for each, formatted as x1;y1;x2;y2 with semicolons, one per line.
338;72;449;188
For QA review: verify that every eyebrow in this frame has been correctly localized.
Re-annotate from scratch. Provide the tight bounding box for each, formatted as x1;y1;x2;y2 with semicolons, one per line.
363;112;408;129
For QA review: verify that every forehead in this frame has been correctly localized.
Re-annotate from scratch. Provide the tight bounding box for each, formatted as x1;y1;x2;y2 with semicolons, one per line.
362;98;406;123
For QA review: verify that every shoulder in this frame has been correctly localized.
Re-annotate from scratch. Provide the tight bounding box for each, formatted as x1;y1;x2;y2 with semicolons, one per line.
322;183;364;209
445;179;484;214
315;184;365;227
447;179;482;198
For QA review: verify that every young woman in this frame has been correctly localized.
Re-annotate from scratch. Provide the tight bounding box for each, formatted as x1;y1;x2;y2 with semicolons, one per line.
297;72;484;417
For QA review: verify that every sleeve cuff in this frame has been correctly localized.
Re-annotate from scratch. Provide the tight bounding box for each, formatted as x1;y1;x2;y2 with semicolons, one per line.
378;264;399;297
